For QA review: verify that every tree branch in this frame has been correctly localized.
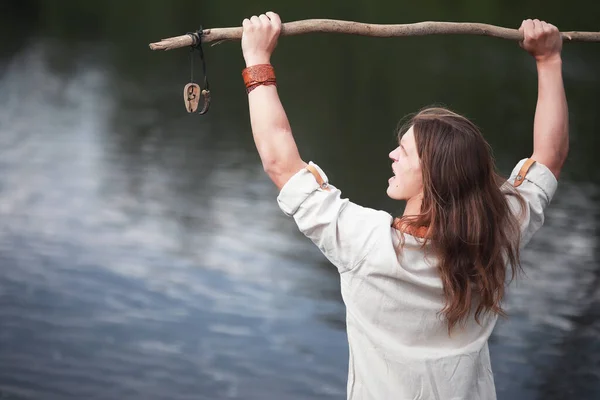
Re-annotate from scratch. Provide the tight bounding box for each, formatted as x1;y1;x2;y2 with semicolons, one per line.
149;19;600;51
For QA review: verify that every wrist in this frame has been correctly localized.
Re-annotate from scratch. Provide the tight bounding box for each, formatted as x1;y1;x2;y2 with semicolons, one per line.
536;54;562;68
244;55;271;67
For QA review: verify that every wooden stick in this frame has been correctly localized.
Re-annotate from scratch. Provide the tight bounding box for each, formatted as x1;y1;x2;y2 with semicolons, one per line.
149;19;600;50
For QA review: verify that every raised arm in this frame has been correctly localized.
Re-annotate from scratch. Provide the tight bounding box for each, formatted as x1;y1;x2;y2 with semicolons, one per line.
519;19;569;179
241;12;307;189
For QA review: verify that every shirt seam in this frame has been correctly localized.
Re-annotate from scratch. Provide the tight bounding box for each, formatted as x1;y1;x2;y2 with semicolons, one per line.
521;176;551;201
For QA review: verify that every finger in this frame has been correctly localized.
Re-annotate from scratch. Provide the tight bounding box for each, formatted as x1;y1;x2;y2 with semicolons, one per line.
529;20;538;40
523;19;534;41
523;19;534;32
250;15;260;27
532;19;543;37
242;18;252;35
548;23;560;35
266;11;282;27
259;14;271;27
541;21;551;34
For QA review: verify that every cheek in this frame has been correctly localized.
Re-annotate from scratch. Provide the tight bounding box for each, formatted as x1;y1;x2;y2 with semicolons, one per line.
407;158;421;173
406;163;423;192
403;158;421;178
413;166;423;185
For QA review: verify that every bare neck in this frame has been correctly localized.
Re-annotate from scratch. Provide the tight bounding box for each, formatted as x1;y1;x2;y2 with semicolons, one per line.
402;195;422;217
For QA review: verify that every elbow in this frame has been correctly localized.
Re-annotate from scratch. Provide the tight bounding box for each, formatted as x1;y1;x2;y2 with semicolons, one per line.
532;146;568;180
262;158;282;175
533;132;569;179
262;157;308;190
262;159;288;187
559;145;569;168
555;139;570;174
262;153;305;176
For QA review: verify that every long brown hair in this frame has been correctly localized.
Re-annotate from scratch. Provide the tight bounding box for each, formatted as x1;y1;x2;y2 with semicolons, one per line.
396;107;525;333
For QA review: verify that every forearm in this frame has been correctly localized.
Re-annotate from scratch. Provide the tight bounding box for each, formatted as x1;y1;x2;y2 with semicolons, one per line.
240;13;307;189
531;56;569;178
247;77;306;189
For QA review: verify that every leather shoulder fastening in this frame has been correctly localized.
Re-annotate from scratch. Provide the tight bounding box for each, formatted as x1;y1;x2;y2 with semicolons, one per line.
305;164;331;191
513;158;536;188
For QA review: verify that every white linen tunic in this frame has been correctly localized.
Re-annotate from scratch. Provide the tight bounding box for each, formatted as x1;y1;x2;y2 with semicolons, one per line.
276;159;558;400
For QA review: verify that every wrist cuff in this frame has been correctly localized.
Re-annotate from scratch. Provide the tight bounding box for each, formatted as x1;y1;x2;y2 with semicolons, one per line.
242;64;277;94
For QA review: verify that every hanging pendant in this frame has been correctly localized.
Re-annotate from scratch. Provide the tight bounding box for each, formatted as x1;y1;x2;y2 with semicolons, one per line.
184;83;201;113
184;27;210;115
197;88;210;115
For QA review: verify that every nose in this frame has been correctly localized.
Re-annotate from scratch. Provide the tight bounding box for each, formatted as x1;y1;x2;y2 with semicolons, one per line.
389;146;400;161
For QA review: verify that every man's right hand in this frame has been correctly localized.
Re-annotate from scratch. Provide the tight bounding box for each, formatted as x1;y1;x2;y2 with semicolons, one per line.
519;19;563;64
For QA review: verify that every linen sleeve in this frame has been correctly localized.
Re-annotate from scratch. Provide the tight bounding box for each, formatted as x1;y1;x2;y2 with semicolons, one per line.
505;158;558;247
277;162;393;274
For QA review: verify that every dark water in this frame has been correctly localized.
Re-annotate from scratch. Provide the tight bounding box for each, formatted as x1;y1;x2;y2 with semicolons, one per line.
0;1;599;399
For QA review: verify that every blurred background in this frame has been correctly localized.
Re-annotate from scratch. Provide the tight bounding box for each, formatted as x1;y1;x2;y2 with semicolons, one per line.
0;1;598;399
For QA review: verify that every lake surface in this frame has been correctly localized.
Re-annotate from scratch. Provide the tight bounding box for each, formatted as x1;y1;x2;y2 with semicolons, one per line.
0;1;598;399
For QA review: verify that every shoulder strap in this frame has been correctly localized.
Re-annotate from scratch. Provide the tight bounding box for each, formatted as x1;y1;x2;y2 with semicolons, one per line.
306;164;331;192
513;158;536;188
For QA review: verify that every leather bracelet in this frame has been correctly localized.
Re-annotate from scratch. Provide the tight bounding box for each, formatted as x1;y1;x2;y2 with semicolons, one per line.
246;81;277;94
242;64;276;93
